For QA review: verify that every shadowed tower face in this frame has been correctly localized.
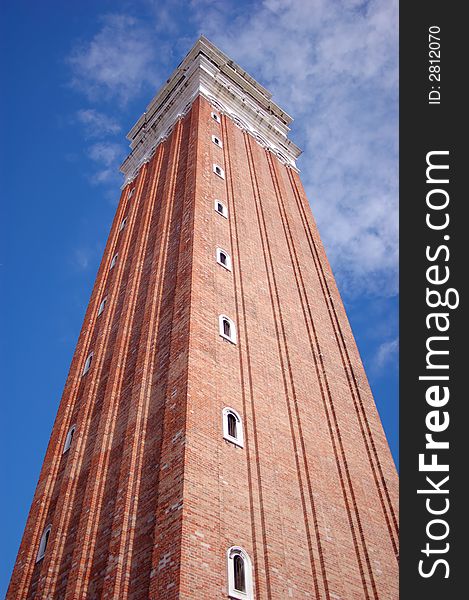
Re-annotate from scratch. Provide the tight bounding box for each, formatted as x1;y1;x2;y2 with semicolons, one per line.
8;37;398;600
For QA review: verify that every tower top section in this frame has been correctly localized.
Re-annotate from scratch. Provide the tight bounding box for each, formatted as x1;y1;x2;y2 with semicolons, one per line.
120;36;301;183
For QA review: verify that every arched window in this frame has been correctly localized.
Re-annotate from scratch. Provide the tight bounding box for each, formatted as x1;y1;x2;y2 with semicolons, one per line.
36;525;52;562
63;425;76;453
234;555;245;592
110;253;118;270
97;296;107;316
212;134;223;148
211;111;221;123
214;199;228;218
227;546;253;599
213;164;225;179
219;315;236;344
227;413;237;438
82;352;93;375
222;407;244;447
216;247;232;271
119;217;127;231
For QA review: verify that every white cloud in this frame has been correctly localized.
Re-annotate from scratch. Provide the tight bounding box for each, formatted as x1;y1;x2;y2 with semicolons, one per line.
193;0;398;298
76;109;121;137
67;13;167;188
72;247;92;271
87;142;124;185
373;337;399;372
66;1;398;298
67;14;161;105
88;142;122;165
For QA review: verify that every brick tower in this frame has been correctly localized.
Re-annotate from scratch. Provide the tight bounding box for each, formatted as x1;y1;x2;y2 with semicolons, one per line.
8;37;398;599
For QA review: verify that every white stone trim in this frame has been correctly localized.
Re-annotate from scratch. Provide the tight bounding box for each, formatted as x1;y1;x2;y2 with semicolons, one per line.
97;296;107;316
82;352;93;376
63;425;76;453
120;36;301;187
222;407;244;448
219;314;237;344
110;253;118;270
227;546;253;599
216;247;232;271
213;164;225;179
212;134;223;148
214;199;228;218
36;525;52;562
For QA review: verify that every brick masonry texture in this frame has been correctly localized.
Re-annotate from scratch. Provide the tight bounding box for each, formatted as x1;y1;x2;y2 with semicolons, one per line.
8;96;398;599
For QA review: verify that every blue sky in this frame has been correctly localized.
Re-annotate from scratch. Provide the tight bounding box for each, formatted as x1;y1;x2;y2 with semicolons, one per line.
0;0;398;594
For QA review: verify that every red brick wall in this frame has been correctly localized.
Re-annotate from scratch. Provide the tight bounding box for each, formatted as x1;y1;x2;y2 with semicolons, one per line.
8;95;398;599
180;96;398;600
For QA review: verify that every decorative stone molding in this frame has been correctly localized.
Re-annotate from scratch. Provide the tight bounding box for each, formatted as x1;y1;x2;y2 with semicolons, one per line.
120;36;301;186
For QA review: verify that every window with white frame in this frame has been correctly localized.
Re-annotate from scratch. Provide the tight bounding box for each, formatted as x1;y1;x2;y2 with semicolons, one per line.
211;111;221;123
212;134;223;148
63;425;76;453
82;352;93;375
36;525;52;562
219;315;237;344
97;296;107;316
227;546;253;599
213;164;225;179
222;408;244;447
119;217;127;231
128;187;135;198
216;248;232;271
214;200;228;218
110;253;118;270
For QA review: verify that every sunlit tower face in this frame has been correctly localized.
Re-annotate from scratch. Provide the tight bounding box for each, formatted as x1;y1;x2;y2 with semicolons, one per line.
7;36;398;600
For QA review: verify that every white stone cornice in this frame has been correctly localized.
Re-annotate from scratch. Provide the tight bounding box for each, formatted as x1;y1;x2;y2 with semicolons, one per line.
120;36;302;185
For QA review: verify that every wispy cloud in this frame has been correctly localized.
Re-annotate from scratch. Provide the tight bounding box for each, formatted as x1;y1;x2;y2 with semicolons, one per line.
373;337;399;373
88;142;122;165
71;239;106;272
67;13;166;190
67;14;161;105
87;142;125;185
72;247;93;271
65;0;398;299
193;0;398;298
76;109;121;137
